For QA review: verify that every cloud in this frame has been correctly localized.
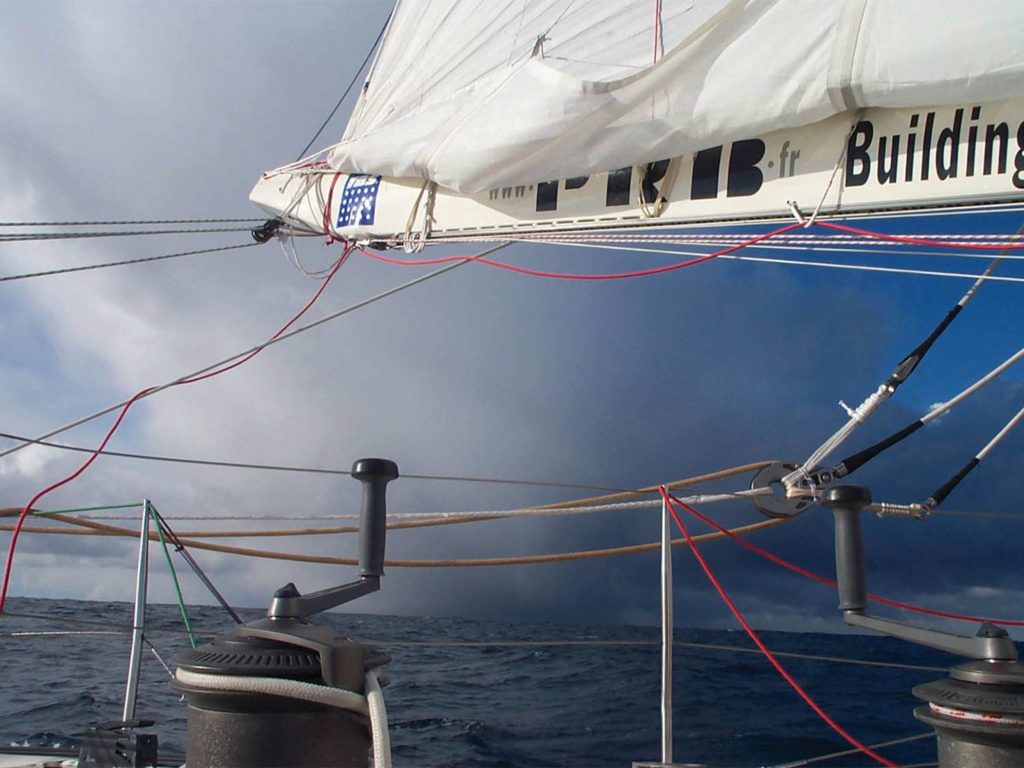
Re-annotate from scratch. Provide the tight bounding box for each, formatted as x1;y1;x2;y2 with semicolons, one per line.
1;1;1022;641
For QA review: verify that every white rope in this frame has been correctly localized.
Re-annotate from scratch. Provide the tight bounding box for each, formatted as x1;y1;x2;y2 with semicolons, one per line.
175;667;368;715
402;180;436;253
783;382;892;489
262;147;334;179
365;669;392;768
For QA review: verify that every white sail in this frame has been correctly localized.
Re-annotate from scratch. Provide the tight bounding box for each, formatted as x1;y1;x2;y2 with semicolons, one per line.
329;0;1024;193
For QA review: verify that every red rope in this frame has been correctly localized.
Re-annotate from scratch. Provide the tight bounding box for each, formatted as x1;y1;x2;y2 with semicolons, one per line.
359;222;804;280
659;488;901;768
667;492;1024;627
652;0;663;64
0;247;353;616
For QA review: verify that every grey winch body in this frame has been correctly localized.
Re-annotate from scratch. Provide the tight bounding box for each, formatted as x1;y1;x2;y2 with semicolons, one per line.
913;661;1024;768
175;632;380;768
173;458;398;768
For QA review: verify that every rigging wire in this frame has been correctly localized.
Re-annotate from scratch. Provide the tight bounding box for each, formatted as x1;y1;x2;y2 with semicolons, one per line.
0;242;510;465
294;12;391;160
831;346;1024;480
0;242;259;283
151;506;242;625
906;402;1024;516
660;489;899;768
0;226;256;242
0;218;265;227
0;431;624;492
781;229;1020;493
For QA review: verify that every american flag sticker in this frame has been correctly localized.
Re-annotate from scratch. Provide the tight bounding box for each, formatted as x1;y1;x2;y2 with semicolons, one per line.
337;175;381;228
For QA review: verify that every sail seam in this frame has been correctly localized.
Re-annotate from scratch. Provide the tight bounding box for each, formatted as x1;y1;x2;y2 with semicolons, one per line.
826;0;870;111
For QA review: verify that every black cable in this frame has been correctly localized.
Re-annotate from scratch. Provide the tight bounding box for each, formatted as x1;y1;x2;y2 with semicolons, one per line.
883;305;962;391
925;458;980;510
832;421;925;479
0;218;265;226
294;11;391;160
0;226;255;243
0;242;259;283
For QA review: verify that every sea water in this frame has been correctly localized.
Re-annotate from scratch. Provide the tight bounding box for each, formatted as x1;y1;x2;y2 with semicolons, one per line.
0;597;954;767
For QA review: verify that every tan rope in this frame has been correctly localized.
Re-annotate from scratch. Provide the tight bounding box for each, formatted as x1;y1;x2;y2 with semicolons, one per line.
0;515;498;538
0;460;774;539
10;511;786;567
0;460;782;565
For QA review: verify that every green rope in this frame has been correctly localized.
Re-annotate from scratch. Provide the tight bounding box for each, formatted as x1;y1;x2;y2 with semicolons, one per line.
150;502;197;649
32;502;143;515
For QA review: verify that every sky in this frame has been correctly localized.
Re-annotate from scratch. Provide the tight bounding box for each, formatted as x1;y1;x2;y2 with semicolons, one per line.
0;1;1022;643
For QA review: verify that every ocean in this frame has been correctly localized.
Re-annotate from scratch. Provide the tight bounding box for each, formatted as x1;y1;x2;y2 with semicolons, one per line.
0;597;955;767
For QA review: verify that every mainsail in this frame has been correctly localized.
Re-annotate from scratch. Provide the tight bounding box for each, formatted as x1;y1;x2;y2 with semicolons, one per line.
251;0;1024;243
331;0;1024;193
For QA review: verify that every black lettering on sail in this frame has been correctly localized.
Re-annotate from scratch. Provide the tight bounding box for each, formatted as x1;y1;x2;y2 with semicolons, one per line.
726;139;765;197
846;121;873;187
936;108;963;180
691;146;722;200
1013;121;1024;190
877;135;899;184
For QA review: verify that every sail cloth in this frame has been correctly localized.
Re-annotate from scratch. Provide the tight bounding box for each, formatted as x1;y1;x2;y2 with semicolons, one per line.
328;0;1024;194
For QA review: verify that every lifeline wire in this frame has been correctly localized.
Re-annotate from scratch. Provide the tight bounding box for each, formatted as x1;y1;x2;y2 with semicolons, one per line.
0;609;945;673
